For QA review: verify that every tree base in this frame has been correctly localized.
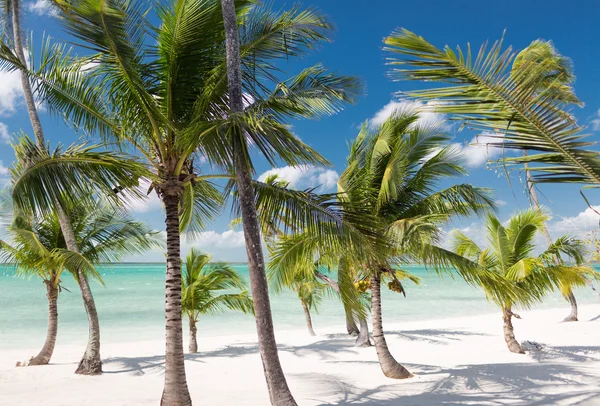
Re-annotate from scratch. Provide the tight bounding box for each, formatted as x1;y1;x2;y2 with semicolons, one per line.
27;356;49;366
381;362;413;379
75;357;102;375
562;315;578;322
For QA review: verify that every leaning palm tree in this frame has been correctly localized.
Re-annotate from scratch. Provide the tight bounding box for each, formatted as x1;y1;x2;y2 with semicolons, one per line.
0;200;159;365
383;29;600;197
0;0;361;402
451;209;595;353
182;249;253;353
291;274;329;336
511;40;582;321
2;0;147;375
271;107;495;379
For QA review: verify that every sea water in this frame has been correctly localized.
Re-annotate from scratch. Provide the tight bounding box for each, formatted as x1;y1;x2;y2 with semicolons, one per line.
1;264;598;350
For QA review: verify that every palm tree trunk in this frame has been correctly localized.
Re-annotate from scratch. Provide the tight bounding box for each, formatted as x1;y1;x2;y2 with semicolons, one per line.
345;307;360;336
161;192;192;406
10;0;45;146
354;315;372;347
54;204;103;375
524;153;579;321
301;301;316;336
220;1;296;404
502;307;524;354
370;270;412;379
563;290;578;322
189;318;198;353
28;280;58;365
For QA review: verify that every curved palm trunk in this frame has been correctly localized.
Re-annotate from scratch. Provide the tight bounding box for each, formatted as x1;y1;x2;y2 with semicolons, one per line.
563;290;578;322
301;301;315;336
189;318;198;353
220;1;296;404
28;280;58;365
354;316;372;347
10;0;45;146
502;307;524;354
371;271;412;379
161;193;192;406
55;205;103;375
525;154;579;321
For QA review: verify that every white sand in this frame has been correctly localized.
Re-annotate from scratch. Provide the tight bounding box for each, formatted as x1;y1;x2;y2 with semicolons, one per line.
1;305;599;405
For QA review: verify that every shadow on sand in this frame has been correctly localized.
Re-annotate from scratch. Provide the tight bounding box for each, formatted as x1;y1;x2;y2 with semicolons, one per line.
101;328;600;405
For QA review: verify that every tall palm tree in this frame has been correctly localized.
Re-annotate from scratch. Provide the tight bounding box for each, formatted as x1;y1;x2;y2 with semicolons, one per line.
511;40;581;321
450;209;594;353
182;249;253;353
271;107;495;379
2;0;148;375
383;29;600;197
0;200;159;365
0;0;361;402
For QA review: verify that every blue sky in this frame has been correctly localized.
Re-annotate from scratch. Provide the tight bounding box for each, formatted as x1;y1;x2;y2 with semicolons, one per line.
1;0;599;261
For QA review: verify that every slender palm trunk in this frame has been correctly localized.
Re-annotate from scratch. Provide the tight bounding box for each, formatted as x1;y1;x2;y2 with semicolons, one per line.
345;307;359;336
563;290;578;322
355;316;372;347
55;205;103;375
371;271;412;379
502;307;524;354
10;0;45;146
161;192;192;406
524;153;579;321
28;280;58;365
189;318;198;353
301;301;315;336
220;1;296;404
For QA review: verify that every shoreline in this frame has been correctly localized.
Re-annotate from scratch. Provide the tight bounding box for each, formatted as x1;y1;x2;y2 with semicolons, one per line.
1;304;599;405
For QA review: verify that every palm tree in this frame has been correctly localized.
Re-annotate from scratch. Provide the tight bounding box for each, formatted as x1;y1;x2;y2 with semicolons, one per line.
450;209;594;353
271;107;495;379
511;40;581;321
383;29;600;196
182;249;253;353
2;0;149;375
0;200;159;365
0;0;361;402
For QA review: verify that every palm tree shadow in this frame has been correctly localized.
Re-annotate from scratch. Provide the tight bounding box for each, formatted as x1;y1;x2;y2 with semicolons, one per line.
311;361;599;405
102;352;208;376
385;329;490;345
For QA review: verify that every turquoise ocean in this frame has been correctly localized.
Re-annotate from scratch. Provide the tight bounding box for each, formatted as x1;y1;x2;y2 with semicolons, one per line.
1;264;598;350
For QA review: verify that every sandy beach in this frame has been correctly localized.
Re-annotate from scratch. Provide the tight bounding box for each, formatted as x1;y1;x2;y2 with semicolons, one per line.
1;304;599;405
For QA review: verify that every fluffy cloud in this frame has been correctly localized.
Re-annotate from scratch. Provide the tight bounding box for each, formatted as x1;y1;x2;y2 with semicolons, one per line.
0;123;8;143
258;165;339;192
547;206;600;238
124;179;163;213
27;0;57;16
0;161;8;176
0;70;24;116
370;100;446;129
591;108;600;131
454;133;503;168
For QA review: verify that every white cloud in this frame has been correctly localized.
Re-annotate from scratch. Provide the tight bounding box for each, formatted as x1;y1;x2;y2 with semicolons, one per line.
191;230;246;248
258;165;339;192
0;70;24;116
0;123;9;143
591;108;600;131
453;133;503;168
370;100;446;129
0;161;8;176
27;0;57;16
547;206;600;237
124;178;162;213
